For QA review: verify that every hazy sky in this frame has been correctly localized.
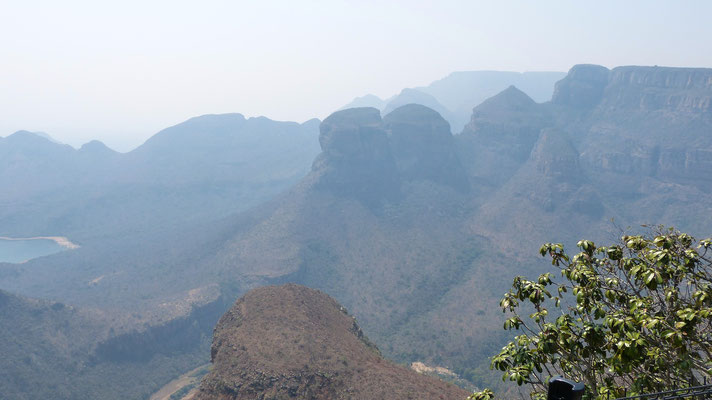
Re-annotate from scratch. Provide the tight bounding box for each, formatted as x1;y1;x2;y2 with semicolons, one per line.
2;1;711;151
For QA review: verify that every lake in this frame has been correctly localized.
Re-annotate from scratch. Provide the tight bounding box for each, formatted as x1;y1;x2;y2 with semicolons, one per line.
0;238;70;263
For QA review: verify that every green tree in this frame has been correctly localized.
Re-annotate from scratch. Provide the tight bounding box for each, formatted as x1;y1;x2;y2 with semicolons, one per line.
470;228;712;400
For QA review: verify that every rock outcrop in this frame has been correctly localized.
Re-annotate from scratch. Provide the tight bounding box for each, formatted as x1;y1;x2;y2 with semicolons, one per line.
382;88;454;127
312;107;400;204
457;86;547;183
551;64;610;108
383;104;470;191
313;105;470;204
601;66;712;113
194;284;469;400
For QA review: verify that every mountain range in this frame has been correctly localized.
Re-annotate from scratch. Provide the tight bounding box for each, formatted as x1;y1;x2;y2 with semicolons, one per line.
0;115;320;242
1;64;712;398
342;70;566;133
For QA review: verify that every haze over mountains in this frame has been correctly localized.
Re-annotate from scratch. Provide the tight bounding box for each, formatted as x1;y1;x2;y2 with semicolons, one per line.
0;115;320;241
342;70;566;133
2;64;712;399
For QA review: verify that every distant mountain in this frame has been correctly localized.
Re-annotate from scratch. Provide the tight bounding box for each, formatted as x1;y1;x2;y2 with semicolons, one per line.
4;64;712;396
194;284;468;400
195;64;712;386
382;88;455;127
0;114;320;241
340;70;566;133
417;70;566;111
462;64;712;252
340;93;386;110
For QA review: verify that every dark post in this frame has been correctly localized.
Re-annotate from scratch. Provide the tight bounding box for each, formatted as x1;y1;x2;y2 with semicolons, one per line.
548;376;585;400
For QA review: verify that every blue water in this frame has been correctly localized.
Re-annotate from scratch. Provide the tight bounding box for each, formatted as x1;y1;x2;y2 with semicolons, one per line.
0;239;66;263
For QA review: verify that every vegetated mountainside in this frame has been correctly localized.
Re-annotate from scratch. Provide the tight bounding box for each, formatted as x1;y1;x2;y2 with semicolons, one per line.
3;64;712;396
198;105;523;387
0;288;224;400
194;284;469;400
462;65;712;255
341;70;566;133
198;65;712;387
0;114;320;242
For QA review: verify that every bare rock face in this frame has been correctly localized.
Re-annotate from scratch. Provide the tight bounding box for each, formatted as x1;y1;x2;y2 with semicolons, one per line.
312;105;470;204
194;284;469;400
551;64;610;108
552;65;712;185
312;107;399;204
601;66;712;113
529;128;581;182
383;104;470;191
457;86;548;184
382;88;456;129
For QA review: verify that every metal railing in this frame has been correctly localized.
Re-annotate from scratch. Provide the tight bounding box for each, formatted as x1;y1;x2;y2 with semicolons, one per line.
547;377;712;400
613;384;712;400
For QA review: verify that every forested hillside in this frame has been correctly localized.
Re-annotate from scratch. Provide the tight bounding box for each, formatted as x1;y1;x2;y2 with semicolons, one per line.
2;64;712;397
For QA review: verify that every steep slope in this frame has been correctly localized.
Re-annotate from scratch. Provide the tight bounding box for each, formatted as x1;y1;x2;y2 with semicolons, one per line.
456;86;550;184
458;65;712;268
5;64;712;396
0;288;221;400
194;284;469;400
202;105;504;383
201;66;712;386
383;104;469;190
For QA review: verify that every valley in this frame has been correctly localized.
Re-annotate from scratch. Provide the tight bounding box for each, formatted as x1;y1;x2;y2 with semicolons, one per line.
1;63;712;398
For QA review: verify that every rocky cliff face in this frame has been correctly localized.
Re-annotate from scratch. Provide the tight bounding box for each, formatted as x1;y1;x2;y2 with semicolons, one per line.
555;65;712;185
383;104;470;191
382;88;456;131
465;64;712;257
551;64;610;108
194;284;468;400
529;128;582;181
457;86;548;184
7;64;712;399
601;66;712;113
552;64;712;115
312;107;400;205
312;105;470;205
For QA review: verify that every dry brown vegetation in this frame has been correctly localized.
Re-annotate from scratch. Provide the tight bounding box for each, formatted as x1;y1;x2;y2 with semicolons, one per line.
195;284;469;400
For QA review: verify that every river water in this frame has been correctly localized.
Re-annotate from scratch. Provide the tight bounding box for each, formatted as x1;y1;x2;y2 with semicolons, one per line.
0;238;67;263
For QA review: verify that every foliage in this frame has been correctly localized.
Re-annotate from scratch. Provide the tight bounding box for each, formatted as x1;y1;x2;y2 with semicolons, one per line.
470;227;712;400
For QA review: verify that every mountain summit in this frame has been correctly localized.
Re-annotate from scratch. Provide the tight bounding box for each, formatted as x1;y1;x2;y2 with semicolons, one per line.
194;284;468;400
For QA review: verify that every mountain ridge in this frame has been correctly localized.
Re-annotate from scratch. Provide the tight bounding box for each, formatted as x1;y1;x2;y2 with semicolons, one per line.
3;64;712;397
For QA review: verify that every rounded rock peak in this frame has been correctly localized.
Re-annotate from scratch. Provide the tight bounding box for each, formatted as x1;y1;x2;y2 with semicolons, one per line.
321;107;382;130
566;64;611;80
552;64;611;108
382;103;447;126
79;140;115;153
318;107;386;156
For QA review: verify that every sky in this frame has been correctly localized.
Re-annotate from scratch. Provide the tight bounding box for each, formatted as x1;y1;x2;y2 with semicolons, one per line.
2;0;711;152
